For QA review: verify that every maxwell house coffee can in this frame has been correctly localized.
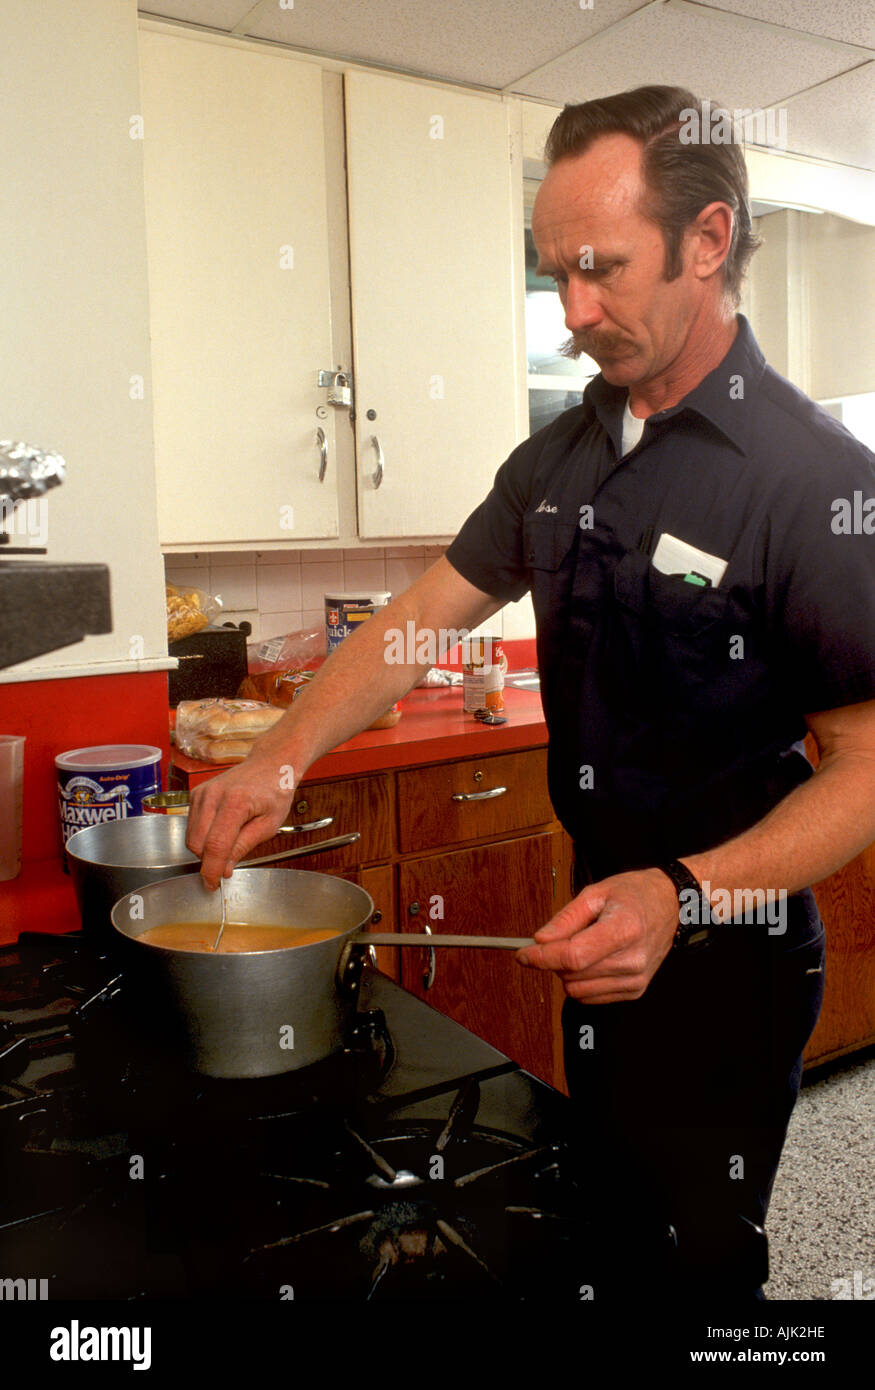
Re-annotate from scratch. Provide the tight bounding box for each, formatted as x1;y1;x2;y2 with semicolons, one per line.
55;745;162;857
324;592;391;653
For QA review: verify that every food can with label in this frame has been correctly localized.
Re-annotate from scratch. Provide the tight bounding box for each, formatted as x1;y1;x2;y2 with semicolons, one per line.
325;592;392;654
461;636;507;713
55;745;162;862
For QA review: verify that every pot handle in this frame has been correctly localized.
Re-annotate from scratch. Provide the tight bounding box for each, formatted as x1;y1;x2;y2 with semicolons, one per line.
236;832;360;868
335;930;535;1000
351;932;535;949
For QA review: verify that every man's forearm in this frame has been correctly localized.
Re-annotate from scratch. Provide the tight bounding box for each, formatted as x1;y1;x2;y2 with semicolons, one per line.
241;558;499;783
682;750;875;914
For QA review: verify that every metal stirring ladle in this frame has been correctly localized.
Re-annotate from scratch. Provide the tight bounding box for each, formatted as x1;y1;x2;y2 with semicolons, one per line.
212;877;227;952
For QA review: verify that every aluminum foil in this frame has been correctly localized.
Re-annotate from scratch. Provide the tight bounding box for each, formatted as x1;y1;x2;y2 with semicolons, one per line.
0;439;66;507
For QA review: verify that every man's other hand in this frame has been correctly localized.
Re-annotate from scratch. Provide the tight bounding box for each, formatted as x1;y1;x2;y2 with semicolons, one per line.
516;869;679;1003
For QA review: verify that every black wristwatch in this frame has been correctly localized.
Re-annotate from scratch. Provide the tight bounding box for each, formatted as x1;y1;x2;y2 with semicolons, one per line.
656;859;712;951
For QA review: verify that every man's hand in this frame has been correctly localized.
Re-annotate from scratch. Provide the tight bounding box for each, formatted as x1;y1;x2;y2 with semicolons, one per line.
516;868;680;1004
185;756;294;891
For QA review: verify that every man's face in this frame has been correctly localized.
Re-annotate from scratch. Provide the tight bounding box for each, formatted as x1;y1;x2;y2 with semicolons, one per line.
531;134;702;387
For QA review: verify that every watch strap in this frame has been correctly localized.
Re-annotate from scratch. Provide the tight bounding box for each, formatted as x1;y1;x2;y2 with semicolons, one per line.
656;859;711;950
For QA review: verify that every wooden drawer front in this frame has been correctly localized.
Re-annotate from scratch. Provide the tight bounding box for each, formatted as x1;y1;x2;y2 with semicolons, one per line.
397;749;553;853
254;772;394;871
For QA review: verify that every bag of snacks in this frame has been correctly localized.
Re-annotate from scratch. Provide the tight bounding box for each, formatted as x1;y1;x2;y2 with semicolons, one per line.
166;583;223;643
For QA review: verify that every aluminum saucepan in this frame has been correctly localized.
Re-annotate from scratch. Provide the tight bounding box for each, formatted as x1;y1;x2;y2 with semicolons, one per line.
110;868;375;1078
65;814;360;940
109;868;536;1079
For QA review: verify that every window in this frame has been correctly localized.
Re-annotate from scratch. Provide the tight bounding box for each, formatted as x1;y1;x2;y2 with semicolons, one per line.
818;391;875;452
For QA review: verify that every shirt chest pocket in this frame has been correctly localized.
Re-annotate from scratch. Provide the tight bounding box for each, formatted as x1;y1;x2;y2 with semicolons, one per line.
523;515;580;573
611;549;741;708
614;549;732;636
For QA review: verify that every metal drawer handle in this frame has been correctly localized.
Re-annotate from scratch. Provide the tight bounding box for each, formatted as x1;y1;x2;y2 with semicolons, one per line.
371;434;384;489
316;426;328;482
278;816;334;833
451;786;507;802
422;922;435;992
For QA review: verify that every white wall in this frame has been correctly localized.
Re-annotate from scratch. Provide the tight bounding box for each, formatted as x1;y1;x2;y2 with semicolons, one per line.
0;0;168;681
746;209;875;404
806;214;875;401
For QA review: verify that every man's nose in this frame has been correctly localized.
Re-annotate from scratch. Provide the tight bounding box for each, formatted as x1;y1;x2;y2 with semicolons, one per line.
563;277;604;331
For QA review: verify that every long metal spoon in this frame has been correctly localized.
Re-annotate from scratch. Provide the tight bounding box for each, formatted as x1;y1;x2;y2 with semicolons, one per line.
212;877;227;952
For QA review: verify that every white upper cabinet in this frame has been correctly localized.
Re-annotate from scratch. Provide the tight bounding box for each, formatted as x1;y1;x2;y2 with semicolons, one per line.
140;31;340;545
345;71;523;538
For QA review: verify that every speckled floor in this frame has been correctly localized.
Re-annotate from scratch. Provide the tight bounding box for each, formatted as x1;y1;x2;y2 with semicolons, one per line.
765;1048;875;1300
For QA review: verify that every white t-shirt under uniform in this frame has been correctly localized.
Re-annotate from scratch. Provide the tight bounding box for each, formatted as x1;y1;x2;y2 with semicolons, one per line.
622;398;646;456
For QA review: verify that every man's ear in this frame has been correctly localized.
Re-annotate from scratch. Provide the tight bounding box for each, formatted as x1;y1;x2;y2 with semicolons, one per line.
689;201;734;281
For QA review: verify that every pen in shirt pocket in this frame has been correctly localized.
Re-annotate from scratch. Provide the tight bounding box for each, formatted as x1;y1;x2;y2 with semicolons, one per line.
637;525;655;555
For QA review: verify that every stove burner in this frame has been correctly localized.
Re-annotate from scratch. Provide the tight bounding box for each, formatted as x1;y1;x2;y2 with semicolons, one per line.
0;930;623;1300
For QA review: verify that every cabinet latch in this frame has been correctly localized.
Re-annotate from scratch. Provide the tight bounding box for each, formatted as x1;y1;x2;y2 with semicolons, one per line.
317;369;353;410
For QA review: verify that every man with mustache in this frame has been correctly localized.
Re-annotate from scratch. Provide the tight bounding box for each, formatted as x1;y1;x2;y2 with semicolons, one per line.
187;85;875;1302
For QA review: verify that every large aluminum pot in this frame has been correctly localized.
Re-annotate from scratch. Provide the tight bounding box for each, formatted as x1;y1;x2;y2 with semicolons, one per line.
110;868;374;1079
67;816;200;938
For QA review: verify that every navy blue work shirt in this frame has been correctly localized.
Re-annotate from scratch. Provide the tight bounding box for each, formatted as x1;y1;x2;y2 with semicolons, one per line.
445;315;875;880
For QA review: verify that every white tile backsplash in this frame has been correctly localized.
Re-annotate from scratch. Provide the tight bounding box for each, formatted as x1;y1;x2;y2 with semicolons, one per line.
342;555;388;593
386;555;427;593
301;559;344;609
256;562;302;614
210;564;257;610
164;566;210;592
163;545;535;647
501;591;536;641
255;549;302;565
258;611;303;641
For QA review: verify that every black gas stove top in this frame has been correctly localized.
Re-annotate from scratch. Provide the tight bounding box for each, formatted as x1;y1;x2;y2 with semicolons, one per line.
0;931;661;1302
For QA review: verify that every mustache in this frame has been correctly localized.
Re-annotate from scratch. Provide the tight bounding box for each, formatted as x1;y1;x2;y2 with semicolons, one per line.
560;333;630;360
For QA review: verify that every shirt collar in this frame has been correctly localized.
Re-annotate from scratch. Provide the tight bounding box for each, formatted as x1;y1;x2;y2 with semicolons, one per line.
584;313;766;457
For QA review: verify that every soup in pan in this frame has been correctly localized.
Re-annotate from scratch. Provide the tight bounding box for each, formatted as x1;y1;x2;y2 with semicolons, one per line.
138;923;343;953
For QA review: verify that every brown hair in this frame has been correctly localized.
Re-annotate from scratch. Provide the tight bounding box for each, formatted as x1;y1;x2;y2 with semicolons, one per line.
544;85;762;307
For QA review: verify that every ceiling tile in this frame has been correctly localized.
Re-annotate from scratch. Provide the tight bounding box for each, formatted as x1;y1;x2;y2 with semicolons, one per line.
703;0;875;52
245;0;644;87
780;62;875;167
139;1;251;29
513;5;857;116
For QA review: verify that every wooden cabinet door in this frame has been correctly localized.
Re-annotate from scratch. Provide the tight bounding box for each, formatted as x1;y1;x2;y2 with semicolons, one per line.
344;69;523;538
140;30;341;544
805;841;875;1066
398;832;564;1085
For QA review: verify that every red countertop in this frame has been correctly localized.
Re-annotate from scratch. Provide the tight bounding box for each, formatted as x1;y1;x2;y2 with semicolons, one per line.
171;682;547;786
3;669;546;942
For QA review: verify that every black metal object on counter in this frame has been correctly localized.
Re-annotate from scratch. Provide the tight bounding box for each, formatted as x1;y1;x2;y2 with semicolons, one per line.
167;622;251;705
0;440;112;668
